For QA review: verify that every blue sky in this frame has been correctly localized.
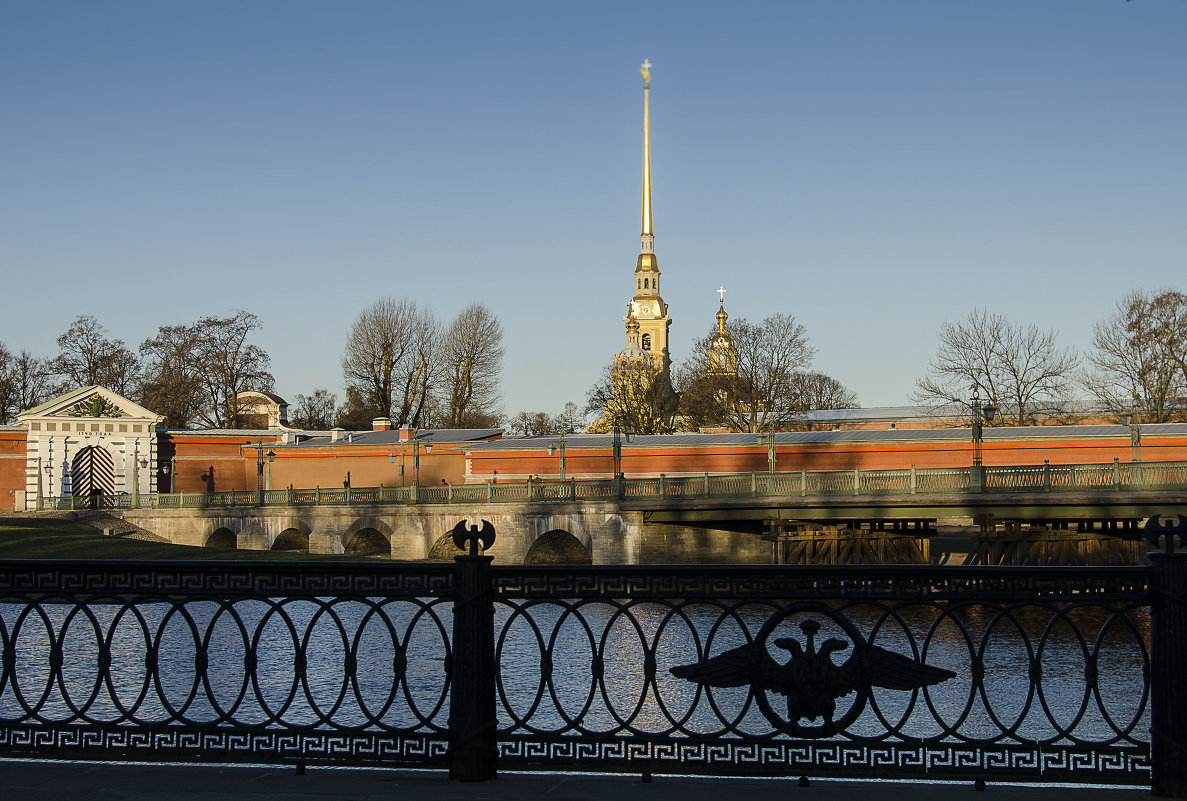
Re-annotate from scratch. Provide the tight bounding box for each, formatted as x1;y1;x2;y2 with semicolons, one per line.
2;1;1185;420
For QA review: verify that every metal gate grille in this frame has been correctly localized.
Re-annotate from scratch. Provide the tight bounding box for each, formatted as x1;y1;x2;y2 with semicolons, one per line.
71;446;115;499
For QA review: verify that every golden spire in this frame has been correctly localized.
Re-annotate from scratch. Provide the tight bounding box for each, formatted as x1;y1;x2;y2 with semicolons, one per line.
640;59;653;250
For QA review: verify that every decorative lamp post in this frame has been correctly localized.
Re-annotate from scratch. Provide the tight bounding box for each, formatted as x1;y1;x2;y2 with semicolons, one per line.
401;433;432;502
255;440;266;503
548;432;567;481
971;386;997;490
35;456;43;511
131;442;141;507
265;450;275;491
1120;412;1142;462
169;457;177;494
756;424;777;473
611;427;633;498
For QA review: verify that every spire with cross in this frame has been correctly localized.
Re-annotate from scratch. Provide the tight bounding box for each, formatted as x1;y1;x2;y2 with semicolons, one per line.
618;60;671;379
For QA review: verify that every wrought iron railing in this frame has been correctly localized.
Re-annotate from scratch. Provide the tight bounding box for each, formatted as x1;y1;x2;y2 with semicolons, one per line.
3;516;1187;792
40;458;1187;511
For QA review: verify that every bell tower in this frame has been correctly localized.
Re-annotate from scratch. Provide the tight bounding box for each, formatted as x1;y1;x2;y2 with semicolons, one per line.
619;59;672;373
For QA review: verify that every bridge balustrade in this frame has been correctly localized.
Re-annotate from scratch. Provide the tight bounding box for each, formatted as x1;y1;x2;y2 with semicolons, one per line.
2;536;1185;792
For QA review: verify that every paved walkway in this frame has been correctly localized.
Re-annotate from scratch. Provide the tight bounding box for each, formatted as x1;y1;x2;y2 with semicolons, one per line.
0;761;1152;801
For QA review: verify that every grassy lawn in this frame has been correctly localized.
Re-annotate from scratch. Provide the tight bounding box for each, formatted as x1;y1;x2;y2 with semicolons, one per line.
0;517;368;561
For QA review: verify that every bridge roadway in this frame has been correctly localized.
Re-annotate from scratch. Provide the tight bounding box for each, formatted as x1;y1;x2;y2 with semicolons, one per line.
628;487;1187;531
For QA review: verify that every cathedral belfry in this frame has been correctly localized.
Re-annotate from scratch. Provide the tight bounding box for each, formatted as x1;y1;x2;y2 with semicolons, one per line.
614;59;672;374
707;288;737;376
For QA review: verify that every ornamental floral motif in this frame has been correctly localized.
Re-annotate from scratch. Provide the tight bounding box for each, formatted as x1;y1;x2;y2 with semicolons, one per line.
66;395;125;418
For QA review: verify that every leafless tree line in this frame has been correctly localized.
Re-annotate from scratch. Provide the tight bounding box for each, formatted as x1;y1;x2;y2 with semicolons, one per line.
0;311;273;428
912;289;1187;425
333;299;504;430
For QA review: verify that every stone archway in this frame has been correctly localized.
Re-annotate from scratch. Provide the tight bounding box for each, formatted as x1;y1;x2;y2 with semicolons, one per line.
524;529;591;565
206;528;237;549
272;528;309;552
345;527;389;558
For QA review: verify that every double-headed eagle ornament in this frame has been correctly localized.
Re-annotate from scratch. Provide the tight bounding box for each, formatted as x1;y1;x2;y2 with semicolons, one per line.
670;603;956;738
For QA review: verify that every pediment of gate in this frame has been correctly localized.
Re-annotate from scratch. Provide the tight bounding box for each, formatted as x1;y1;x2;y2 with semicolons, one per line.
17;385;164;426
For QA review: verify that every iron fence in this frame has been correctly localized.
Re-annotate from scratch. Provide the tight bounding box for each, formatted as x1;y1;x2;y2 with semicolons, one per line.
3;526;1185;791
40;458;1187;511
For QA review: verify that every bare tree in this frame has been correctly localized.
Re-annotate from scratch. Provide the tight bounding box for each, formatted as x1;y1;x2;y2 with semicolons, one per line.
342;298;440;428
913;309;1079;426
52;315;140;395
789;371;860;412
139;323;206;428
441;303;504;427
585;359;679;434
1084;289;1187;423
192;311;274;428
290;389;338;430
507;410;556;436
0;342;15;423
555;401;584;433
675;313;817;432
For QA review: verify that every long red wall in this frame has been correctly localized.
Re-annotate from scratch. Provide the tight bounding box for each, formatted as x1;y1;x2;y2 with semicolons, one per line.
4;427;1186;510
462;432;1187;482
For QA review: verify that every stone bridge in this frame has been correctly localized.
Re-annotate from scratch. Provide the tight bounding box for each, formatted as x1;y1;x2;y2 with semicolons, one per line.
120;479;1187;565
122;501;773;565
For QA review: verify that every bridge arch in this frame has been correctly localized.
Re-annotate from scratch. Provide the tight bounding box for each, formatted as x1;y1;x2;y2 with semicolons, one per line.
343;518;393;558
272;528;310;552
524;529;592;565
269;518;311;552
205;527;238;549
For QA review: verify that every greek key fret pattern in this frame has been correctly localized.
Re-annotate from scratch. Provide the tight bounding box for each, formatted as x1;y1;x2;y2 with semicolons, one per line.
493;565;1148;601
497;739;1146;779
0;726;449;766
0;562;454;599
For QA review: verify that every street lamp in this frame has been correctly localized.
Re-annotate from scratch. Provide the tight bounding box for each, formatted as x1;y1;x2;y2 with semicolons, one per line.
611;426;634;480
548;432;567;481
254;440;274;502
391;432;433;500
1120;412;1141;462
756;424;777;473
131;442;146;507
971;385;998;468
